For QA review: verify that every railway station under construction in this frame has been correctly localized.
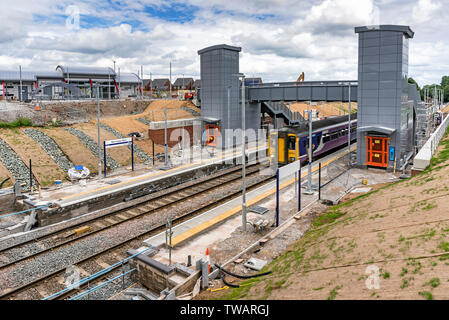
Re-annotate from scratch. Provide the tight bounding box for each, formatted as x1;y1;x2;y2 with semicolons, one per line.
0;24;447;301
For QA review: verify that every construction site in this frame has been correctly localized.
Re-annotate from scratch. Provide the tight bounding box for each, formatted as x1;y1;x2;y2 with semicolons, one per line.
0;21;448;308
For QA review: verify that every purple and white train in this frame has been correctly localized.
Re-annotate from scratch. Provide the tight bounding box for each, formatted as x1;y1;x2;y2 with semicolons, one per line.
269;114;357;165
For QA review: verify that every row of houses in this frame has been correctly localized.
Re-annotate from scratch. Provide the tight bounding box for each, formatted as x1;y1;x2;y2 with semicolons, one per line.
0;66;143;101
143;78;201;92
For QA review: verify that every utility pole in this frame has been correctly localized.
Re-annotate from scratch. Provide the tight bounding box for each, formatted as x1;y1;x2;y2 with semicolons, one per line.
150;72;153;99
233;73;247;231
242;76;246;231
227;85;231;150
108;70;111;100
141;65;144;100
97;85;102;179
164;106;169;168
19;65;22;102
348;82;352;166
118;67;121;100
305;101;313;194
169;61;172;99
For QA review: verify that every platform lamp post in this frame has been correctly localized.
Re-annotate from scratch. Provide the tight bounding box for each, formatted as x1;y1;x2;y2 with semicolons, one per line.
233;73;247;231
304;101;314;195
96;84;102;179
347;82;352;167
19;65;22;102
227;85;232;152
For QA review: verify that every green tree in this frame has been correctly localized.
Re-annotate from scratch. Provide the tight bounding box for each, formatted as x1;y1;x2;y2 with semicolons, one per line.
441;76;449;88
408;77;423;100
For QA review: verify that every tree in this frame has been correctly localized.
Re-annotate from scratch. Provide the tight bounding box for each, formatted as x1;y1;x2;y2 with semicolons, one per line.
408;77;424;100
442;76;449;88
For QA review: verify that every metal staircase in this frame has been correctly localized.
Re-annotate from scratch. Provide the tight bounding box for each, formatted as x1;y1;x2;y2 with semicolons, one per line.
261;101;304;126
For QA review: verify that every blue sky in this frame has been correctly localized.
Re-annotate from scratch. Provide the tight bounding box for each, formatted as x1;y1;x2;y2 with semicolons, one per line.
0;0;448;86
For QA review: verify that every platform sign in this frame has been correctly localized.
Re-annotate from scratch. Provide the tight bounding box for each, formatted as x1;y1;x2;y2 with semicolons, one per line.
103;137;134;177
105;138;132;148
278;160;300;179
276;160;301;227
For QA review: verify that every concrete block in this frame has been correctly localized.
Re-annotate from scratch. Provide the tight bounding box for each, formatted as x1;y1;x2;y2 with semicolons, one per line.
244;258;267;271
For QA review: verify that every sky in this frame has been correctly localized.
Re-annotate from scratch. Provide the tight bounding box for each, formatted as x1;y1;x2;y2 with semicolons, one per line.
0;0;447;86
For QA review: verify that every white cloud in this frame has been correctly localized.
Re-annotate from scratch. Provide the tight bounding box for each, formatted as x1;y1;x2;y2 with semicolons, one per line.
412;0;442;24
0;0;446;86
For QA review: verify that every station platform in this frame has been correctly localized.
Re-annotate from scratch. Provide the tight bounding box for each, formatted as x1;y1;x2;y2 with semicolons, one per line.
144;145;356;252
33;145;267;209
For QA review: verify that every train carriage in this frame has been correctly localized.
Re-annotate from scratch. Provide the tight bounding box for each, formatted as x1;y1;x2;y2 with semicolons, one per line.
269;114;357;166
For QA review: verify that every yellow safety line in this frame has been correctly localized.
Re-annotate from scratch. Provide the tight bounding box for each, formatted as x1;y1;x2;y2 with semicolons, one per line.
59;146;264;201
169;146;356;247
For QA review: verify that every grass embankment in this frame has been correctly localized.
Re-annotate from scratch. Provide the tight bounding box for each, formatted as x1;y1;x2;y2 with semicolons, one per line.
220;127;449;300
0;118;32;128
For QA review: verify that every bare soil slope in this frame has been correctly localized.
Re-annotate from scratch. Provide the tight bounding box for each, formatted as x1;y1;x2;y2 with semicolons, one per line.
0;129;66;186
289;102;358;118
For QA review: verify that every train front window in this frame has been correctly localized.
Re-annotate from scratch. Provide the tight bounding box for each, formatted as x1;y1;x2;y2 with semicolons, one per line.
288;136;296;150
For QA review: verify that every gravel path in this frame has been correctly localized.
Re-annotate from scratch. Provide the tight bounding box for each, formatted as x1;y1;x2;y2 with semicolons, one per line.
23;129;73;173
99;123;152;163
64;127;120;170
0;138;36;190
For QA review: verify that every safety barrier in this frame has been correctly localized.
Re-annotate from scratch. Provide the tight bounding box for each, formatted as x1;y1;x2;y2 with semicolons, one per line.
0;204;51;219
413;113;449;170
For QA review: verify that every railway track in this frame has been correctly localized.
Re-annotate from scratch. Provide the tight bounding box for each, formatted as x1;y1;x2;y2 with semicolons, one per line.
0;162;275;300
0;163;265;270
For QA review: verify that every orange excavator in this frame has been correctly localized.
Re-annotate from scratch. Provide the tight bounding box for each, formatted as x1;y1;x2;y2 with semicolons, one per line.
296;72;305;85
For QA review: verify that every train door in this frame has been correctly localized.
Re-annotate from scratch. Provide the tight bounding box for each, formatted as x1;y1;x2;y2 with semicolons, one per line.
278;136;286;164
206;125;220;147
366;136;389;168
287;135;299;162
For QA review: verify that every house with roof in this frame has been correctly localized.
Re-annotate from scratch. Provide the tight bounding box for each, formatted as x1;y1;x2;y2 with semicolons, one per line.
192;79;201;90
151;78;171;91
173;77;194;90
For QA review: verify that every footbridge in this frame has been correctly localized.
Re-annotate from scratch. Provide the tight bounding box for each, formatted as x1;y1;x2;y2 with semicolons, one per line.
248;80;358;103
254;81;358;126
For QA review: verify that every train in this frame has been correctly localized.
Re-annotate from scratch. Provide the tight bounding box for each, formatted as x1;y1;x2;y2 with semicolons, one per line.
268;114;357;166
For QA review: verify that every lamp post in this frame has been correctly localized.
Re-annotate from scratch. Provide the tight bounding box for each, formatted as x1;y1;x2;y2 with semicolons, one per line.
169;61;172;99
227;85;231;150
97;85;102;179
118;67;121;100
348;82;352;166
19;66;22;102
234;73;246;231
305;101;313;194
